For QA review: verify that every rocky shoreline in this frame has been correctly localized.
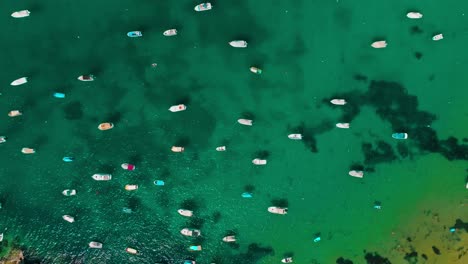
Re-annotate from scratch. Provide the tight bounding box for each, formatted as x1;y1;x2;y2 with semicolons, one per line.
0;249;23;264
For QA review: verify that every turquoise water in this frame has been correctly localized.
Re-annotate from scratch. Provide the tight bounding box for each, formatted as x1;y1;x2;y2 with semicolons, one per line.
0;0;467;263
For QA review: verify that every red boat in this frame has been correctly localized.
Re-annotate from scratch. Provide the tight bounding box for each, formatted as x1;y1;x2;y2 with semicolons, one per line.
121;163;135;171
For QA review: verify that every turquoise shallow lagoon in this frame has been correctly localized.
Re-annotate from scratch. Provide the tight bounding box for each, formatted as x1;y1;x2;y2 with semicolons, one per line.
0;0;467;263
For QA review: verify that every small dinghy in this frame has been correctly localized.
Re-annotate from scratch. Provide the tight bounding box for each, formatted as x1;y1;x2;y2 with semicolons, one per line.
126;247;138;254
371;40;387;48
181;228;201;237
238;119;253;126
125;185;138;191
222;236;236;242
169;104;187;112
250;67;262;74
154;180;165;186
98;122;114;131
407;12;423;19
216;146;226;151
0;136;7;144
282;257;293;263
336;123;350;129
21;147;35;154
77;75;94;81
11;10;30;18
288;134;302;140
163;29;177;36
268;207;288;215
121;163;135;171
8;110;22;117
10;77;27;86
89;242;103;249
194;3;212;11
62;189;76;196
189;245;202;251
229;40;248;48
92;174;112;181
252;159;267;165
392;133;408;139
127;31;142;37
432;34;443;41
241;192;253;198
63;157;74;162
53;92;65;98
178;209;193;217
330;99;346;105
171;146;184;152
349;170;364;178
63;215;75;223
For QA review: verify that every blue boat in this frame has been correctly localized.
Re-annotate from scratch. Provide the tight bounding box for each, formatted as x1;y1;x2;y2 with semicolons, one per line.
392;133;408;140
241;192;253;198
154;180;164;186
62;157;74;162
127;31;142;37
53;92;65;98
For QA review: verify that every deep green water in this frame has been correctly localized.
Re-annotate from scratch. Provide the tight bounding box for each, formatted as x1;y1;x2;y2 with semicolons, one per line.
0;0;467;263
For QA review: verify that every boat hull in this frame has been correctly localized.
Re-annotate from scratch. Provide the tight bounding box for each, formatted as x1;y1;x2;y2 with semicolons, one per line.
229;40;248;48
163;29;177;36
10;77;27;86
349;170;364;178
11;10;30;18
169;104;187;112
252;159;267;165
194;3;212;11
98;123;114;131
92;174;112;181
237;119;253;126
127;31;142;37
178;209;193;217
268;207;287;215
392;133;408;139
371;40;387;48
125;185;138;191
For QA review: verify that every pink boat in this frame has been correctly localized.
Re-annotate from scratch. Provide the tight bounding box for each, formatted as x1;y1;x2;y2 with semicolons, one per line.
121;163;135;171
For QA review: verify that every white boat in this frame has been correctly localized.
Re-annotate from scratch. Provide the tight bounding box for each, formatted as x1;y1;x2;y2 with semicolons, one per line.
407;12;423;19
288;134;302;140
249;67;262;74
432;34;443;41
189;245;202;251
171;146;184;152
282;257;293;263
252;159;267;165
330;99;346;105
163;29;177;36
371;40;387;48
92;174;112;181
0;233;3;242
21;147;35;154
98;122;114;131
62;189;76;196
63;215;75;223
169;104;187;112
349;170;364;178
336;123;350;129
466;182;468;189
238;119;253;126
89;241;103;249
222;236;236;242
11;10;30;18
0;136;6;144
229;40;248;48
178;209;193;217
10;77;27;86
180;228;201;237
268;207;288;215
8;110;22;117
216;146;226;151
194;3;212;12
126;247;138;254
125;185;138;191
77;75;94;81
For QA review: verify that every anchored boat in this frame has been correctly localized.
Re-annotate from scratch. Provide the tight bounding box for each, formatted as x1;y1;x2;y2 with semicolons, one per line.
250;67;262;74
180;228;201;237
121;163;135;171
222;236;236;242
407;12;423;19
63;215;75;223
125;185;138;191
169;104;187;112
252;159;267;165
432;34;443;41
392;133;408;139
268;207;288;215
92;174;112;181
163;29;177;36
11;10;30;18
127;31;142;37
98;122;114;131
62;189;76;196
288;134;302;140
330;99;346;105
216;146;226;151
89;242;103;249
10;77;27;86
238;119;253;126
229;40;247;48
77;75;94;81
126;247;138;254
194;3;212;11
178;209;193;217
21;148;35;154
371;40;387;48
336;123;350;129
349;170;364;178
282;257;293;263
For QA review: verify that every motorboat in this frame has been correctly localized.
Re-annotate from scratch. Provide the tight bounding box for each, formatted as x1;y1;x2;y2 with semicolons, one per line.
121;163;136;171
154;180;165;186
98;122;114;131
0;136;6;144
8;110;22;117
180;228;201;237
466;182;468;189
77;75;94;81
252;159;267;165
0;233;3;242
241;192;252;198
178;209;193;217
336;123;350;129
229;40;247;48
222;236;236;242
53;92;65;98
163;29;177;36
125;185;138;191
330;99;346;105
126;247;138;254
238;119;253;126
127;31;142;37
194;3;212;11
63;157;74;162
250;67;262;74
189;245;202;251
349;170;364;178
171;146;184;152
288;134;302;140
89;241;103;249
62;189;76;196
282;257;293;263
11;10;30;18
184;260;196;264
216;146;226;151
371;40;387;48
268;207;288;215
10;77;27;86
169;104;187;112
92;174;112;181
407;12;423;19
122;207;132;213
392;133;408;139
63;215;75;223
21;147;35;154
432;34;443;41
